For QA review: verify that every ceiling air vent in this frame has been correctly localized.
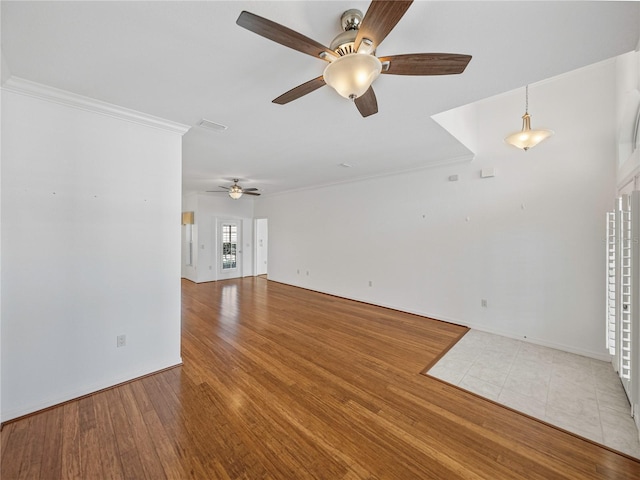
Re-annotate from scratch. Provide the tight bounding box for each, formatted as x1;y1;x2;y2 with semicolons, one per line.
197;119;228;132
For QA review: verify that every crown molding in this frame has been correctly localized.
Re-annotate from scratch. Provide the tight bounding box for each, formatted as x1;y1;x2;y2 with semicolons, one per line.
2;76;191;135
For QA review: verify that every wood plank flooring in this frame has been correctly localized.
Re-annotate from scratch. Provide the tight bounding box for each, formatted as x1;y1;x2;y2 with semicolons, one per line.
2;277;640;479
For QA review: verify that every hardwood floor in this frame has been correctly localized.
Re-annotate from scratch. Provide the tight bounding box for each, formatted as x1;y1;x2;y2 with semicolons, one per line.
2;277;639;479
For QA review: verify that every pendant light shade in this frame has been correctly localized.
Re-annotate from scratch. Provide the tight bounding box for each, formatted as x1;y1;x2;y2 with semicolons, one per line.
323;53;382;100
505;85;554;151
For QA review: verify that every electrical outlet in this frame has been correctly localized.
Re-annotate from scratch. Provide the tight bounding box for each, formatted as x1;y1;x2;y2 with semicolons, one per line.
117;334;126;348
481;299;488;308
369;281;373;287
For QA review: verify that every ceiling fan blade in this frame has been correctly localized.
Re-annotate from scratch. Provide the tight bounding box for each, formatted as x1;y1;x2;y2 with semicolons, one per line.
273;76;326;105
243;192;261;196
237;11;334;62
242;188;259;192
379;53;472;75
206;191;228;193
218;186;230;190
354;87;378;117
355;0;413;51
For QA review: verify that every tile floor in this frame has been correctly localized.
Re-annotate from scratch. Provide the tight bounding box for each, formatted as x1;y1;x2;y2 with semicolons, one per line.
426;329;640;458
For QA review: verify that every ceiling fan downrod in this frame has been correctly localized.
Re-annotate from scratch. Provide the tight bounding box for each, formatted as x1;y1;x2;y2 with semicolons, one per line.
341;9;363;31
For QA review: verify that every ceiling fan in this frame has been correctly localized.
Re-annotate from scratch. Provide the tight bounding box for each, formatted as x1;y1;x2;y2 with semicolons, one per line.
207;179;261;199
236;0;472;117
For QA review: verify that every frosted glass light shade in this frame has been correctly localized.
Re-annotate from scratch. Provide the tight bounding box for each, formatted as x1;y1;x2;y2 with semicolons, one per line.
323;53;382;99
504;113;554;151
229;185;243;199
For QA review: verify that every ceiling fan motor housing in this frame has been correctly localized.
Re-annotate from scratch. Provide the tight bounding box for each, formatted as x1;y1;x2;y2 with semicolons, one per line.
330;9;364;56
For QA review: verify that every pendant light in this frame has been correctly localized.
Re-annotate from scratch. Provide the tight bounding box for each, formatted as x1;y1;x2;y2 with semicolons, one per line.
504;85;554;151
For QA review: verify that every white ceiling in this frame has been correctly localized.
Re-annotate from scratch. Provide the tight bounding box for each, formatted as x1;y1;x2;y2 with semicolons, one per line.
2;1;639;196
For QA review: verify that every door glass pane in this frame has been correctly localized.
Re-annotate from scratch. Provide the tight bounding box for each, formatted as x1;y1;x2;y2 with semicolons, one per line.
222;224;237;270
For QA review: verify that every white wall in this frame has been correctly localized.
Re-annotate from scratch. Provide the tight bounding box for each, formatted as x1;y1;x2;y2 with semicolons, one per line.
0;53;4;421
256;218;268;276
255;58;618;360
616;50;640;187
1;48;11;84
1;86;185;421
181;193;255;283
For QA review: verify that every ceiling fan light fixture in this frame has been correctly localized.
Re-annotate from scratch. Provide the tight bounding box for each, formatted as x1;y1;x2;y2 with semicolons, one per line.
228;185;243;199
505;85;554;151
323;53;382;100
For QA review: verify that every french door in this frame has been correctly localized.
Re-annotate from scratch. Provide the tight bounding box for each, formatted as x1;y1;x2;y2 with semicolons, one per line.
217;218;242;280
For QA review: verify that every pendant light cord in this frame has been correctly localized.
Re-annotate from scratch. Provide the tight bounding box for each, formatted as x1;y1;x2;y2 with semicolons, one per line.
525;85;529;114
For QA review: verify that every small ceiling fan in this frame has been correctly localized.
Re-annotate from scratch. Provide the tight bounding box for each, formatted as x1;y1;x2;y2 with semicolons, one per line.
207;179;261;199
236;0;472;117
